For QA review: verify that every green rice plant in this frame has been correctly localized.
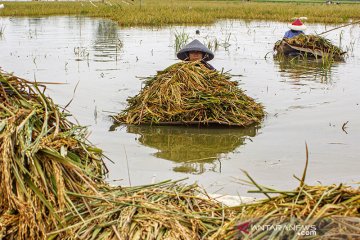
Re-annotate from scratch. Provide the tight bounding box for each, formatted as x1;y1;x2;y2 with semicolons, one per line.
204;38;220;52
222;33;232;50
74;46;90;61
174;30;190;52
0;24;5;38
339;30;345;49
346;39;356;56
115;38;123;61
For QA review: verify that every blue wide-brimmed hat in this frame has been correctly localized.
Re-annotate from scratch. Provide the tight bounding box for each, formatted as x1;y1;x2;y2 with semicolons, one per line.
177;39;214;61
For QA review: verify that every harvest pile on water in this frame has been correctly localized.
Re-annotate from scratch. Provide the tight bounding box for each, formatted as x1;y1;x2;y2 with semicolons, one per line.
287;35;343;54
274;34;345;60
114;61;264;127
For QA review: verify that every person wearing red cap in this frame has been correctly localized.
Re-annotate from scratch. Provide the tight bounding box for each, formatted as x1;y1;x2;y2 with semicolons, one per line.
283;18;307;39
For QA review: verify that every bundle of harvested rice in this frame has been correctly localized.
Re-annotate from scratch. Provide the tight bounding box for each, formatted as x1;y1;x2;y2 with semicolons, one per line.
114;61;264;127
274;34;345;60
285;35;343;55
0;71;106;239
220;184;360;239
212;169;360;239
50;180;237;240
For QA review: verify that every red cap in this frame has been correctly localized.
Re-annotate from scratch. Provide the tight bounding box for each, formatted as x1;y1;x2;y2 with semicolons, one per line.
292;19;303;26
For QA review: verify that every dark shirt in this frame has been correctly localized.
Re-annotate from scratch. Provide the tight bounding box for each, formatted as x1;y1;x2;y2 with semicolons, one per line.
201;61;216;70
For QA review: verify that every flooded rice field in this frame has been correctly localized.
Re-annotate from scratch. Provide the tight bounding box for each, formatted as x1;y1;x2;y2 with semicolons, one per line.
0;17;359;196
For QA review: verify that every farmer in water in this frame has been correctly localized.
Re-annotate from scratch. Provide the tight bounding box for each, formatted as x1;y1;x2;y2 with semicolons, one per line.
177;39;215;70
283;18;307;39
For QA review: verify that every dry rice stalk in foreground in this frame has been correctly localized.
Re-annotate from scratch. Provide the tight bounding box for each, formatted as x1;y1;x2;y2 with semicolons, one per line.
114;61;264;127
212;171;360;239
0;71;106;239
49;180;236;240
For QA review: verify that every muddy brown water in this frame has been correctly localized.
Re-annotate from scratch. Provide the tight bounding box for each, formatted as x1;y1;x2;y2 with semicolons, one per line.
0;17;359;196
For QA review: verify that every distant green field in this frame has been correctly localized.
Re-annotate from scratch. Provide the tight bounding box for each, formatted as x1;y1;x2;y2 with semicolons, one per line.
200;0;360;2
254;0;360;3
0;0;360;26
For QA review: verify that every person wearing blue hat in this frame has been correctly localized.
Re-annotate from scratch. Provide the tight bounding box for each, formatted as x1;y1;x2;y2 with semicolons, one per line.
176;39;215;70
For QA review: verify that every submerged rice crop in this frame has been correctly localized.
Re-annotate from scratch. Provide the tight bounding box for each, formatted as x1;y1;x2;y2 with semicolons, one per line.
0;24;5;38
174;31;190;53
113;61;265;127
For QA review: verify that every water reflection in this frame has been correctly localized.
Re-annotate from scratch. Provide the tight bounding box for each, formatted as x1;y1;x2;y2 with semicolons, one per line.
274;57;339;84
92;20;123;62
125;125;259;174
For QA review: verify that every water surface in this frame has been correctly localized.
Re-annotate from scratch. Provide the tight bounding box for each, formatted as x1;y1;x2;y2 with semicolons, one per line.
0;17;359;196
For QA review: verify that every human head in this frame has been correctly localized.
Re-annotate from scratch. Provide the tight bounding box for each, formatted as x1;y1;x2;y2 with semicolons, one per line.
288;18;307;31
188;51;204;61
177;39;214;62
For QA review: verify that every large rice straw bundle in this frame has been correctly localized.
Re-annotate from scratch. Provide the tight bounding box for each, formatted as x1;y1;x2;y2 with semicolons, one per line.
114;61;264;126
217;181;360;239
284;35;344;55
275;34;345;60
51;180;237;240
211;156;360;240
0;71;106;239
